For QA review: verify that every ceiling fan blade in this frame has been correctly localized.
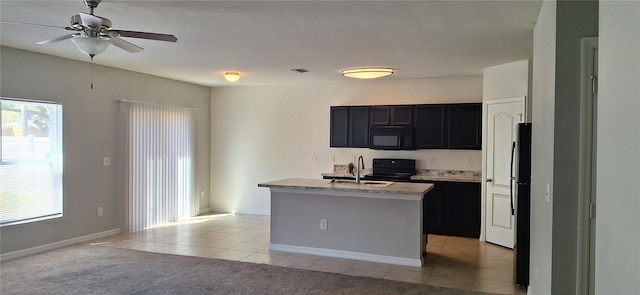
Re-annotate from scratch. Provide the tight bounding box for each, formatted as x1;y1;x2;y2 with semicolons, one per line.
109;30;177;42
37;34;76;45
111;36;143;53
1;20;65;29
78;12;104;28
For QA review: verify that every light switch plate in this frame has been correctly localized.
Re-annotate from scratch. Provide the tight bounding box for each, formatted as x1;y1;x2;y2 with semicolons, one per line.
546;184;551;203
103;157;111;166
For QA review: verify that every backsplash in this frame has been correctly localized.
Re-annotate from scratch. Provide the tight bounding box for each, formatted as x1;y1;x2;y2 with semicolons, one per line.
415;169;481;177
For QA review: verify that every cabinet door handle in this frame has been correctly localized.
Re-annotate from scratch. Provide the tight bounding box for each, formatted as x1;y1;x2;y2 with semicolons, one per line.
486;178;493;183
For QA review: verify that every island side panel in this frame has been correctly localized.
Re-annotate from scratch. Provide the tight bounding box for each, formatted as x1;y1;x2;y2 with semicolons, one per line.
270;191;423;263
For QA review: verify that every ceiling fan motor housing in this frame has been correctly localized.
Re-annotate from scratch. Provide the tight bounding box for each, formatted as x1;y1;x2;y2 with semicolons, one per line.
70;14;111;29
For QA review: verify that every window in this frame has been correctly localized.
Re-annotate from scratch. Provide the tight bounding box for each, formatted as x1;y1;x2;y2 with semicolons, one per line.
1;98;63;226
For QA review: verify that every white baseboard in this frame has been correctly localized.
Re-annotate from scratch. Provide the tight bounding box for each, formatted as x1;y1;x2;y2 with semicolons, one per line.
269;243;423;267
215;207;270;216
0;228;120;262
198;208;211;215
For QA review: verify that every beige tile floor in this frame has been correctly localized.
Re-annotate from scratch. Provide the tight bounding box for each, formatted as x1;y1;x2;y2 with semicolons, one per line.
87;213;525;295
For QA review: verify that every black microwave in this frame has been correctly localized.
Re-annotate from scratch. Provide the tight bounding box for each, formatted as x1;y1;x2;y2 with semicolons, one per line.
369;126;415;150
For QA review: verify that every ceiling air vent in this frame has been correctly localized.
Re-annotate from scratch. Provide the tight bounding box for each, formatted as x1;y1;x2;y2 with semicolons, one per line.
289;68;309;73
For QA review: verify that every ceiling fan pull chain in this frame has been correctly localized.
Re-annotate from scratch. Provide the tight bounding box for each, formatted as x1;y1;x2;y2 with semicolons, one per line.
90;56;94;90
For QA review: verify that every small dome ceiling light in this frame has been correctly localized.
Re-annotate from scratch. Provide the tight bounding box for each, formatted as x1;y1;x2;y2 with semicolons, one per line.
224;72;240;82
70;36;112;57
341;67;394;79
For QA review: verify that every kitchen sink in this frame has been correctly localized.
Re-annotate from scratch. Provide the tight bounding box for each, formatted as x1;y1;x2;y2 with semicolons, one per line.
329;179;394;187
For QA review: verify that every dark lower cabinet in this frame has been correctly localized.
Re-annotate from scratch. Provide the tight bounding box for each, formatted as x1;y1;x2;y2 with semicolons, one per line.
444;182;480;237
424;182;445;232
423;181;480;238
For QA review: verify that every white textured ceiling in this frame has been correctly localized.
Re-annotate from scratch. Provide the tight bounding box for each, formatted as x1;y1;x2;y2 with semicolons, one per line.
0;0;542;87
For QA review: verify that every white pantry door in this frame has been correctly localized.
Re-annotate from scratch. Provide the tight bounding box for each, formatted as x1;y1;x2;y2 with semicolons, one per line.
485;97;525;248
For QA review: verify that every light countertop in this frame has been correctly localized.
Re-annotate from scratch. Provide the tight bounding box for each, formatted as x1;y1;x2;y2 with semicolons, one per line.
259;178;433;200
321;172;481;183
410;175;481;183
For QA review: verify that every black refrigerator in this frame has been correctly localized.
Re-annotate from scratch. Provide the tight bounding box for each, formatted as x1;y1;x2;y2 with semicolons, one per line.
514;123;532;290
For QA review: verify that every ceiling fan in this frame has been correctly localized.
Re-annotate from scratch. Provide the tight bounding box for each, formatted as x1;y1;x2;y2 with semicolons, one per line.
6;0;177;58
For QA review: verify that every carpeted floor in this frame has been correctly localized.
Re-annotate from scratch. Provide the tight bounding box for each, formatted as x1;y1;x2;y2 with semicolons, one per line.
1;244;500;295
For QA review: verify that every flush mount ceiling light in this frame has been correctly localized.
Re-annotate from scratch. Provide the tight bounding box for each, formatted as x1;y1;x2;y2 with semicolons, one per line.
341;67;394;79
224;72;240;82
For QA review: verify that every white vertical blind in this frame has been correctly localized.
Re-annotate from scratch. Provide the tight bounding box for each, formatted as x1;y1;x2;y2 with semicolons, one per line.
121;101;196;232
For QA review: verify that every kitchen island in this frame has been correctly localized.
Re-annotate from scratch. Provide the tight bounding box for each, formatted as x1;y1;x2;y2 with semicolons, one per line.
258;178;433;267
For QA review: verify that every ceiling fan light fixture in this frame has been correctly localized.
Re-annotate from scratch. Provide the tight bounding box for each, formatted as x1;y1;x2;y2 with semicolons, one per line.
341;67;394;79
70;36;112;57
224;72;240;82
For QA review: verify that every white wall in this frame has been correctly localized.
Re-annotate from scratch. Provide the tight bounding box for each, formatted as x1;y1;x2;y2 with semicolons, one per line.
210;76;483;215
529;0;556;293
0;47;211;253
595;1;640;293
482;60;530;102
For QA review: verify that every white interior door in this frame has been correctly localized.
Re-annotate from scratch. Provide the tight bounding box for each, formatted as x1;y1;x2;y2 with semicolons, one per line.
485;97;524;248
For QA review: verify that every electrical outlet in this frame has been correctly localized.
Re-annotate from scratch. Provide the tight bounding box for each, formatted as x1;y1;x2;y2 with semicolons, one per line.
310;155;317;163
102;157;111;166
97;207;103;217
465;158;473;167
534;267;538;281
329;155;335;163
320;219;327;230
200;191;205;199
428;157;436;165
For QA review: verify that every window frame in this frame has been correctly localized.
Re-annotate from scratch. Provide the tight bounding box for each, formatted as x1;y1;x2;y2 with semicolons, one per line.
0;97;63;227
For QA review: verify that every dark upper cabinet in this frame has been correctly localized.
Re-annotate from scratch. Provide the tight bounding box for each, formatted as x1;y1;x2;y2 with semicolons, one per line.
348;107;370;148
370;106;414;126
330;106;369;148
370;107;391;126
447;104;482;149
392;105;414;125
330;106;349;147
415;105;447;149
414;103;481;150
332;103;480;150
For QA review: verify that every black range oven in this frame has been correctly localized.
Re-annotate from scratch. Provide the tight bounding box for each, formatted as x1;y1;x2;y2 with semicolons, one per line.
364;158;416;182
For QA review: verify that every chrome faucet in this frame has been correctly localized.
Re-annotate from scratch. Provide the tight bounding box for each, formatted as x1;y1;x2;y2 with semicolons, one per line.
356;155;365;184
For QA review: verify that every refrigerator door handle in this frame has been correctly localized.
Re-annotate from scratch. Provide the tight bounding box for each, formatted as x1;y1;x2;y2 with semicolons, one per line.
510;141;516;216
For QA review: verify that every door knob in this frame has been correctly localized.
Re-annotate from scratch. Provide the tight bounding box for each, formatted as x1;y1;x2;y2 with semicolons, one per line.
486;178;493;183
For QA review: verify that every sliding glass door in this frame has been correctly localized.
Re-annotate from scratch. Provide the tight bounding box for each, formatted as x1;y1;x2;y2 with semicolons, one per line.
121;101;197;232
